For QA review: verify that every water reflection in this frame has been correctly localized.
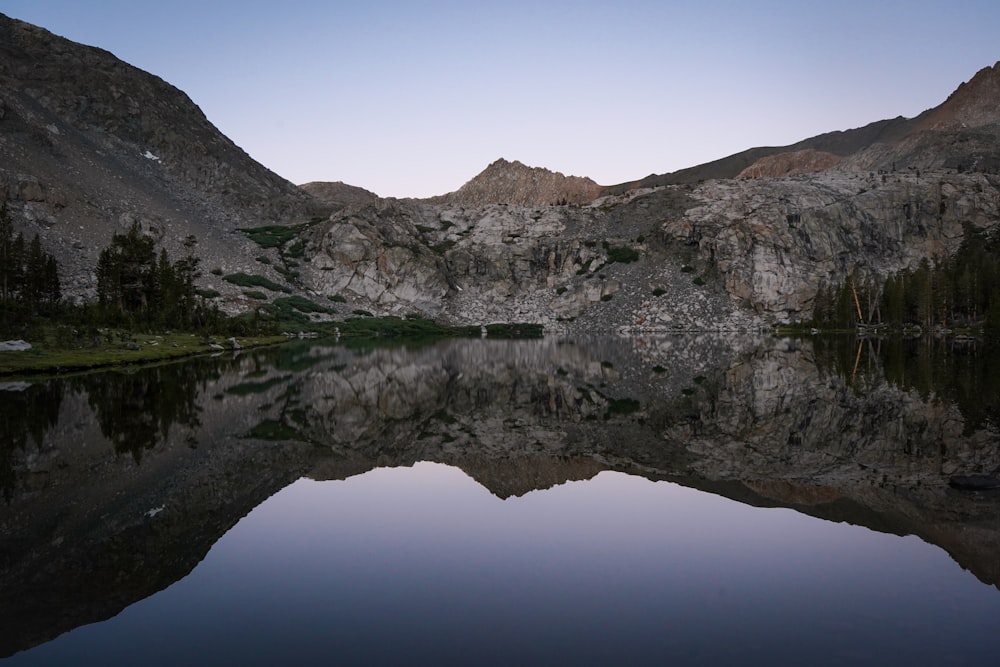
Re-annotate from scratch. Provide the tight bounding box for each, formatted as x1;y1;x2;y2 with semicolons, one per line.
1;335;999;661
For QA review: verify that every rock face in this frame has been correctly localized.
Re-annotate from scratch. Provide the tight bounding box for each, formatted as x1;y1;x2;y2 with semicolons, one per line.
299;180;379;212
737;149;842;178
428;158;603;206
299;169;1000;326
665;170;1000;321
0;13;324;303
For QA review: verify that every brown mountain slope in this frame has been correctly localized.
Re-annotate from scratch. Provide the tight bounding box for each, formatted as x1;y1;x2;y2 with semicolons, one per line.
427;158;603;206
603;61;1000;192
299;181;379;212
0;13;323;298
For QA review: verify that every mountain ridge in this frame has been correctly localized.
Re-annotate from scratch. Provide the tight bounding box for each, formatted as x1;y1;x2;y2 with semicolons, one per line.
3;12;1000;329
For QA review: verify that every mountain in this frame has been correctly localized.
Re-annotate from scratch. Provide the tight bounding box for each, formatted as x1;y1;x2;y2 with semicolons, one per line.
427;158;603;206
3;11;1000;329
0;13;324;301
299;180;379;212
599;62;1000;191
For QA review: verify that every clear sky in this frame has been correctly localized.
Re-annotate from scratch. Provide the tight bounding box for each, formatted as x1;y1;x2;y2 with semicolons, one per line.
4;1;999;198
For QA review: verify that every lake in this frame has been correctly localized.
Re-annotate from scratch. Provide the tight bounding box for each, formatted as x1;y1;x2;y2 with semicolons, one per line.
2;334;999;665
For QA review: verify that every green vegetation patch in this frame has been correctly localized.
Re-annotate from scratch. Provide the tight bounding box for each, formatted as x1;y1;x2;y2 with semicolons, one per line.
605;397;641;418
485;323;544;338
227;374;291;397
196;288;221;299
240;222;317;249
271;296;334;315
245;419;309;442
223;273;292;293
0;332;287;378
431;240;456;254
284;240;306;258
339;316;480;339
605;245;640;263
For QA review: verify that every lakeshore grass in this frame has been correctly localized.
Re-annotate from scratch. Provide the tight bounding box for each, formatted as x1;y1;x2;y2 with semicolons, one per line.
0;331;287;377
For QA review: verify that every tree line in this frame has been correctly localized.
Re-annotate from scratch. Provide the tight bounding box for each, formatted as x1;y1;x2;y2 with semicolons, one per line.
0;202;61;316
812;223;1000;339
95;222;219;330
0;206;262;337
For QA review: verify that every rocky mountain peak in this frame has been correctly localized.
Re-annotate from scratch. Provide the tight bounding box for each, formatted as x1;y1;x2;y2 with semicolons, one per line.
920;61;1000;131
429;157;603;206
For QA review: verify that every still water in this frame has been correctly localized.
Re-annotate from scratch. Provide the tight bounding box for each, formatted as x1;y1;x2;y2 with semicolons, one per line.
2;335;999;665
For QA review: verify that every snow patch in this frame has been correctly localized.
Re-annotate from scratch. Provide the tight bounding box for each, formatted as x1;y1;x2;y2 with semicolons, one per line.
142;150;161;162
145;505;165;518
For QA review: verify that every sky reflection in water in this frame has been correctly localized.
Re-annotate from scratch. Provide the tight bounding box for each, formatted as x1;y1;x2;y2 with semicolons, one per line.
14;462;1000;666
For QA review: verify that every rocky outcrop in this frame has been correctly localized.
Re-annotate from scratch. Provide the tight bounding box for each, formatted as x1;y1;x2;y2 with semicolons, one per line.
299;180;379;212
665;170;1000;321
737;148;842;178
297;169;1000;327
429;158;603;206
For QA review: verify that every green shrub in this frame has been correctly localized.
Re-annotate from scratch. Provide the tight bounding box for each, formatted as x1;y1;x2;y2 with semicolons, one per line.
431;240;456;254
240;224;306;249
224;273;292;293
271;296;334;315
606;246;639;263
195;288;221;299
328;294;347;303
284;240;305;258
243;290;268;300
484;323;544;338
652;288;666;297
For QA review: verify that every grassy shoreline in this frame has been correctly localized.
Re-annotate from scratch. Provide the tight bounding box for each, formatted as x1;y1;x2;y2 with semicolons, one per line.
0;333;289;379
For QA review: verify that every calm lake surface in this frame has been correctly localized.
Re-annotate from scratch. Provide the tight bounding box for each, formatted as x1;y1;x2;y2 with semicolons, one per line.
2;335;999;665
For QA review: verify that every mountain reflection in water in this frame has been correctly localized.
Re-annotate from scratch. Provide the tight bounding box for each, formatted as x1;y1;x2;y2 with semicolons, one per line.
1;335;999;664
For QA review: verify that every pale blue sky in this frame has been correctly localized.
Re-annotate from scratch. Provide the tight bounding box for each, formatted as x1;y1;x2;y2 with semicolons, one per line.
5;1;999;197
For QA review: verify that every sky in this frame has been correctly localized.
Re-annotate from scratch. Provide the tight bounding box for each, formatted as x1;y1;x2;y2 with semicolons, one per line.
4;1;1000;198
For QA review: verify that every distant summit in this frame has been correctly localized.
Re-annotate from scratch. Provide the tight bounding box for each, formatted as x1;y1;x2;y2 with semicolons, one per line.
428;158;602;207
299;180;379;211
601;60;1000;192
